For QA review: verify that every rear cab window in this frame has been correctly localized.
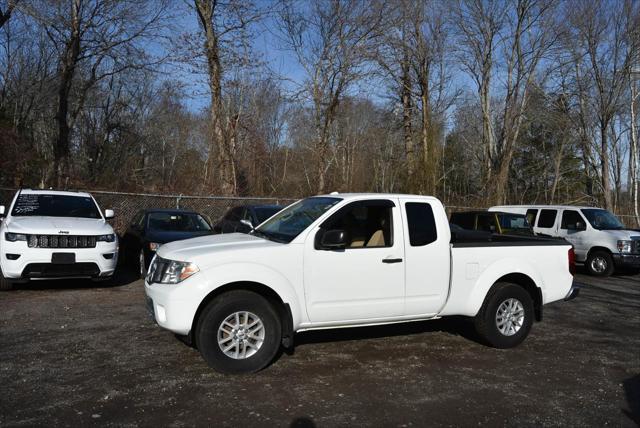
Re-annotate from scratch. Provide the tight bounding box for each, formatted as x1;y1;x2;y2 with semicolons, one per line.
526;209;538;226
405;203;437;246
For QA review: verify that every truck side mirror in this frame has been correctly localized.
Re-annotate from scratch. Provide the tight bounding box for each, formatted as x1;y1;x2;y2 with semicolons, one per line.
575;221;585;231
320;229;347;250
104;209;114;219
239;219;254;231
0;205;5;217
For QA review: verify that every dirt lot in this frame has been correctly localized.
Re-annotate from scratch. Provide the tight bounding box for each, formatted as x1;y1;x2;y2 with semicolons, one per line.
1;268;638;427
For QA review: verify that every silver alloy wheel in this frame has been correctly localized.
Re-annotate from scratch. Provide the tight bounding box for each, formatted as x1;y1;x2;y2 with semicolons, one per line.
495;298;525;336
139;250;146;277
217;311;265;359
590;256;607;274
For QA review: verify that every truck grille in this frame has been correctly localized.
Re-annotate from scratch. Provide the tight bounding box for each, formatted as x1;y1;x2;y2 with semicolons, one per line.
27;235;97;249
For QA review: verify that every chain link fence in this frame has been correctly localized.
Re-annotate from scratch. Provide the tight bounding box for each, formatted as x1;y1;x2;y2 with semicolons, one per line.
0;187;636;233
0;187;297;234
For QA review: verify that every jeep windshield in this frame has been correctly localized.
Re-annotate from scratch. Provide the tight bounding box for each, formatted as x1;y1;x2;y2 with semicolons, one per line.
253;197;341;243
11;194;102;219
581;209;625;230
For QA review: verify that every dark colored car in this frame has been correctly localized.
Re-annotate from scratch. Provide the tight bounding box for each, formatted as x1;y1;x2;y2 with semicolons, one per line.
213;204;283;234
122;209;213;277
449;210;534;235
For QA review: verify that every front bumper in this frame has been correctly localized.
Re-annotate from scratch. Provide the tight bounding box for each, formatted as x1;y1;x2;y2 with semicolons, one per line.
612;253;640;269
1;241;118;280
144;278;200;336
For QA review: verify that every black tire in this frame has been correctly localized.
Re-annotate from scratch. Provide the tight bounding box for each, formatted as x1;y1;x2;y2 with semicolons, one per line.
196;290;282;374
585;250;614;277
0;271;13;291
474;282;534;349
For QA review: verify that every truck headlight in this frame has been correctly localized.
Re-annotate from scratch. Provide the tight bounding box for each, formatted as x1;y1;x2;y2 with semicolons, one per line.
161;260;199;284
4;232;27;242
617;240;632;253
97;234;116;243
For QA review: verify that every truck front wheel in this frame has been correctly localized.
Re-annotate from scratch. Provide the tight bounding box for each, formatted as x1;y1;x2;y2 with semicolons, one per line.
474;282;534;348
585;250;614;277
0;268;13;291
196;290;282;374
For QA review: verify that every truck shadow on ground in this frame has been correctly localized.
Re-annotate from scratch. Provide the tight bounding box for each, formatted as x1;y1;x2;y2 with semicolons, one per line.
623;374;640;425
293;316;482;348
10;267;138;291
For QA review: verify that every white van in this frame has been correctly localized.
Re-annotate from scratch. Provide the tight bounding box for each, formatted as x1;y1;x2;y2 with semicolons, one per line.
490;205;639;276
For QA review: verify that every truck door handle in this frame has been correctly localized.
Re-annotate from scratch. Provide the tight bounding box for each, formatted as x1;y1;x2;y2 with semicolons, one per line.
382;258;403;264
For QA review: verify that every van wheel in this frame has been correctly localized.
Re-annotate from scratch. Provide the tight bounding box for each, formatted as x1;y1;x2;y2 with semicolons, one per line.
196;290;282;374
474;282;534;348
0;270;13;291
586;250;614;277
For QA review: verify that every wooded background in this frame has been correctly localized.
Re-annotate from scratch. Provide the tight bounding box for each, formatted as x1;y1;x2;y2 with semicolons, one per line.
0;0;638;225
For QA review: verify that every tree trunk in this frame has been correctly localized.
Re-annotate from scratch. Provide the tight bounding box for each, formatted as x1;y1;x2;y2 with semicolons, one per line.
52;0;81;188
401;56;414;191
600;124;612;210
630;79;640;227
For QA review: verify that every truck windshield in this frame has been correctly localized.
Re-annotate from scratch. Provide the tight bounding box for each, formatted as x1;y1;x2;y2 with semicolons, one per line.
254;197;341;243
581;209;625;230
11;194;102;219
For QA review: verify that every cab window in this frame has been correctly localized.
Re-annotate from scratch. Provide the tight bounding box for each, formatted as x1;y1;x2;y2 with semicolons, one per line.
405;203;437;246
561;210;583;230
322;200;393;248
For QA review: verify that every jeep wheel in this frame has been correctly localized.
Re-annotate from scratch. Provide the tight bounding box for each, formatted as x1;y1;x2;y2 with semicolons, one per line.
196;290;282;374
474;282;534;348
586;250;614;277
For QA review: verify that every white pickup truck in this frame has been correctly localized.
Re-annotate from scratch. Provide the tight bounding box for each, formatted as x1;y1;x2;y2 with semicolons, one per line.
145;194;578;374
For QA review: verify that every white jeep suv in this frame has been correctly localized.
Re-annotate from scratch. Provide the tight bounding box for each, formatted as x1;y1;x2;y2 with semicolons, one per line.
0;189;118;290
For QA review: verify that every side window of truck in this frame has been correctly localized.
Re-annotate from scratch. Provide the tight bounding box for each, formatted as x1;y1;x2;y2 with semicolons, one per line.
560;210;582;229
537;209;557;228
405;203;437;246
526;209;538;226
323;200;394;248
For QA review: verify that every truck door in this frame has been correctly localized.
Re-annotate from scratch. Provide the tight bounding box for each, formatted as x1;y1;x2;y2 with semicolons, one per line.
400;199;450;316
303;199;405;324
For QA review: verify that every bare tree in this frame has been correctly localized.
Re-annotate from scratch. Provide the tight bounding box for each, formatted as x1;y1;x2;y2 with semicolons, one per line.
279;0;385;194
0;0;19;29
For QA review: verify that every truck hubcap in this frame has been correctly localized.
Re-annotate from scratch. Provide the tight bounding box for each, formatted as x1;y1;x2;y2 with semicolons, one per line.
590;256;607;273
217;311;265;359
495;298;524;336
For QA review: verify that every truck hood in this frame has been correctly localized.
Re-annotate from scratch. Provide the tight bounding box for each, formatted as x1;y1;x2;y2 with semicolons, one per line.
156;232;281;263
599;229;640;240
5;216;114;235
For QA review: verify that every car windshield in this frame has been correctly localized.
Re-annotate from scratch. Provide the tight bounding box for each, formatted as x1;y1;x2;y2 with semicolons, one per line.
581;209;625;230
254;197;341;243
11;194;101;219
147;212;211;232
254;207;283;224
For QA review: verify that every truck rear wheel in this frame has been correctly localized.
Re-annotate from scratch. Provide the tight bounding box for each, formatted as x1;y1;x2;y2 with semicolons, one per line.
585;250;614;277
196;290;282;374
474;282;534;348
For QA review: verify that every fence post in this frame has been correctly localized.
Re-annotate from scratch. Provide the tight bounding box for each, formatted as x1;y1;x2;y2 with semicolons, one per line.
176;195;182;209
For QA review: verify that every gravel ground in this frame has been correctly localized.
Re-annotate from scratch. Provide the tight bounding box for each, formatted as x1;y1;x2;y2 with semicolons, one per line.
0;268;638;427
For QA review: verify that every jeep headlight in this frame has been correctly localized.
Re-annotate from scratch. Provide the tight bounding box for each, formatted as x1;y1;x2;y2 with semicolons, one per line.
4;232;27;242
97;234;116;243
161;260;199;284
617;240;632;253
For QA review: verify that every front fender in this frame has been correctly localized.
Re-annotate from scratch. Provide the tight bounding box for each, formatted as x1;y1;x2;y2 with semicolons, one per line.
198;262;307;328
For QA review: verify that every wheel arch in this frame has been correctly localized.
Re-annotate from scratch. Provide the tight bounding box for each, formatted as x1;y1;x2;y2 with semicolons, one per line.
587;246;613;258
492;273;543;322
190;281;294;349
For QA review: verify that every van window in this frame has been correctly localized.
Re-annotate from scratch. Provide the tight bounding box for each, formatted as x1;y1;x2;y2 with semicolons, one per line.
560;210;583;230
537;209;557;228
526;209;538;226
406;203;437;246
